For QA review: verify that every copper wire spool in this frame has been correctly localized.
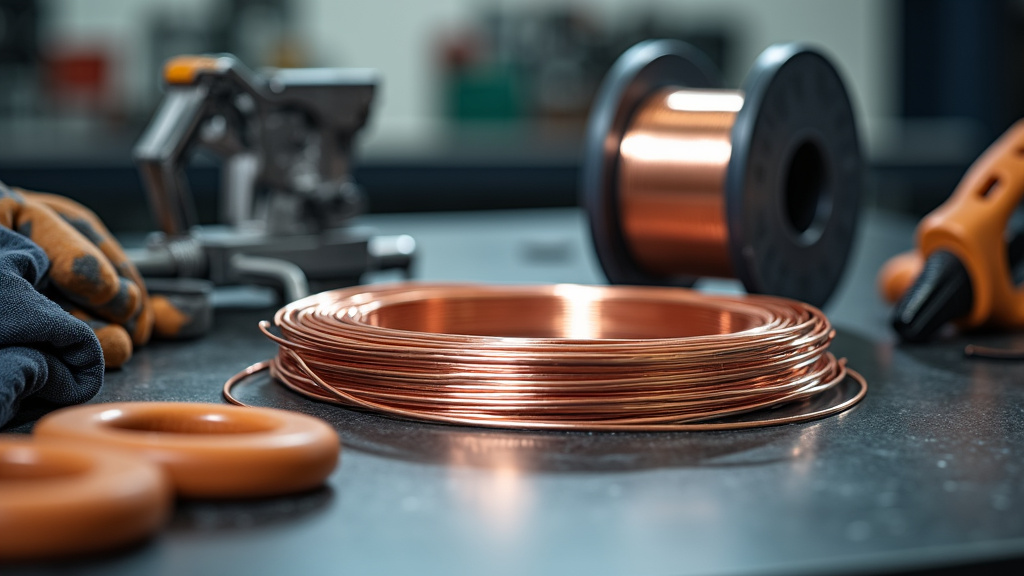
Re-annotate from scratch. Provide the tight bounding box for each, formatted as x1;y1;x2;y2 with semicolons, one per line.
225;283;866;431
583;41;862;307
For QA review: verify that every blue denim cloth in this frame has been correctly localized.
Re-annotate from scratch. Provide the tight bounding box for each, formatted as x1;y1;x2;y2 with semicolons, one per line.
0;227;102;427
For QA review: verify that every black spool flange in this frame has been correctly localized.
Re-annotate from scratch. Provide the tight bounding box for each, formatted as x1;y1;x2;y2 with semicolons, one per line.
581;40;863;308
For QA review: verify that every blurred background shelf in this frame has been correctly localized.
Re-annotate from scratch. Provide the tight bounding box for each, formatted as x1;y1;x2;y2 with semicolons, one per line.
3;0;1023;228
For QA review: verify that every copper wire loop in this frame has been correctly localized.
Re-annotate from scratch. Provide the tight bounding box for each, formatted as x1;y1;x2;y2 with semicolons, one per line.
225;283;865;431
619;88;742;278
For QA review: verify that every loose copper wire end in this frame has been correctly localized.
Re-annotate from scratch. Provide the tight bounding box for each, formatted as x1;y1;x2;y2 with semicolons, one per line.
964;344;1024;360
225;283;866;431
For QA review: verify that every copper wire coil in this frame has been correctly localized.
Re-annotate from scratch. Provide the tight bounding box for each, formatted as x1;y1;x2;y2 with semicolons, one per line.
225;283;865;431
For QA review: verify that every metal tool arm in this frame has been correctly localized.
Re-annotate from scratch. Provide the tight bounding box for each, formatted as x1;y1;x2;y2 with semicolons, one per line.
130;54;414;301
133;87;211;236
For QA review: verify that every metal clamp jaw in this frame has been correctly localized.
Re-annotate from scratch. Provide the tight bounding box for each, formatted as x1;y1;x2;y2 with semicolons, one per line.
131;54;415;302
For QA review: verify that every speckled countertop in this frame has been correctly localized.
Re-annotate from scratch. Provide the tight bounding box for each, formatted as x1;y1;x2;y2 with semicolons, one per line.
9;208;1024;576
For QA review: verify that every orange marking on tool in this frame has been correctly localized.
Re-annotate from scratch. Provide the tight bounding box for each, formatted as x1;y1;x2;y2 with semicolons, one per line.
164;56;222;85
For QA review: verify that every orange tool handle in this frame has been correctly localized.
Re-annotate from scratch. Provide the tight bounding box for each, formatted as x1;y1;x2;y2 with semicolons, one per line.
878;120;1024;328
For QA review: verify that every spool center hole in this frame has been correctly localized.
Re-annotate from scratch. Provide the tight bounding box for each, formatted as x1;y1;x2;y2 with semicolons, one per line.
784;140;827;236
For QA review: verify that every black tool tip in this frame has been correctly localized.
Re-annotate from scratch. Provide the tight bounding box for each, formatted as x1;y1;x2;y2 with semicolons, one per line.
891;250;973;342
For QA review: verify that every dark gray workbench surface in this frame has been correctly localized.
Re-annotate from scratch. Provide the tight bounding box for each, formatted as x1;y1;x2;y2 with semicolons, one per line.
10;208;1024;576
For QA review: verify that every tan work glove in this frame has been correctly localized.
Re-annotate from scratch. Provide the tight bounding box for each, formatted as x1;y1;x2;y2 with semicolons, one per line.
0;183;187;368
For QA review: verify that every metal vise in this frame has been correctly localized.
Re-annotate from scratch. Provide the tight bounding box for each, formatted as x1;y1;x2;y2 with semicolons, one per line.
130;54;414;302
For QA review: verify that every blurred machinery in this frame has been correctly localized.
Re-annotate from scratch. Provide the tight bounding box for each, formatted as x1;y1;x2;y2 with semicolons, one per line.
129;55;415;302
0;0;41;118
438;7;730;125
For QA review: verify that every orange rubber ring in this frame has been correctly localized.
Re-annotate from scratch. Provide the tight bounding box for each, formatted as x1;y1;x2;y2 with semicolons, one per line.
0;437;171;560
34;402;340;499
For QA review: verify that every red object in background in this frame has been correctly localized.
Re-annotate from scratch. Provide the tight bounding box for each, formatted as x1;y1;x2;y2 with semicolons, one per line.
43;48;112;112
439;29;485;70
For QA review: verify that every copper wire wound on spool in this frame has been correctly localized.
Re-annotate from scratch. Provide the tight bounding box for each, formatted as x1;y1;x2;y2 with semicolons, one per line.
225;283;865;431
583;40;863;308
618;87;741;278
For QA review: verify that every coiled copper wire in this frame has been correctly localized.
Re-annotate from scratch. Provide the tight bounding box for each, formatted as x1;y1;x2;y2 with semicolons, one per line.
224;283;865;431
619;88;743;278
